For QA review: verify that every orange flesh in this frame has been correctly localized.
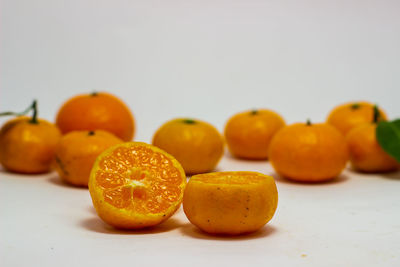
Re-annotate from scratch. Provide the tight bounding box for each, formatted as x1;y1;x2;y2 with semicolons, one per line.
191;171;266;185
95;145;183;214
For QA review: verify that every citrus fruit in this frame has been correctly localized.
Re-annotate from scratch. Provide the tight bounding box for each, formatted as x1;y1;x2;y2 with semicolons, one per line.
56;92;135;141
89;142;186;229
224;109;285;160
268;121;349;182
152;118;224;174
183;171;278;235
54;130;123;187
0;116;61;174
327;101;387;135
346;122;398;173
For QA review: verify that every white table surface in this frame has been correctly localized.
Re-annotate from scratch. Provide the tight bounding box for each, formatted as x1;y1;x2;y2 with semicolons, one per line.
1;0;400;266
1;155;400;267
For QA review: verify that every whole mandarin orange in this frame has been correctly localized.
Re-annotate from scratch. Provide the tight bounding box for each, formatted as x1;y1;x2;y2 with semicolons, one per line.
327;101;387;136
268;121;349;182
54;130;123;187
224;109;285;160
0;116;61;174
89;142;186;229
56;92;135;141
152;118;224;175
346;123;398;173
183;171;278;235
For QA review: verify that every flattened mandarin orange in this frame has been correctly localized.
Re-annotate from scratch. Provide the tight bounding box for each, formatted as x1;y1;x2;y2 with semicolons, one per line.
269;121;348;182
0;116;61;174
89;142;186;229
152;118;224;174
55;130;123;187
56;92;135;141
224;109;285;160
346;123;398;173
183;171;278;235
327;101;387;136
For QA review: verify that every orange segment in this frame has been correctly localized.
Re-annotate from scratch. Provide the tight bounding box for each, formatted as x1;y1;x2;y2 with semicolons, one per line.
95;170;125;188
89;142;186;229
103;186;132;209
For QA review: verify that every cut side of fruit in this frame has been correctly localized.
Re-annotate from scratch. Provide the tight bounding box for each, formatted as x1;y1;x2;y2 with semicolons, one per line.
183;171;278;235
191;171;267;185
89;142;186;229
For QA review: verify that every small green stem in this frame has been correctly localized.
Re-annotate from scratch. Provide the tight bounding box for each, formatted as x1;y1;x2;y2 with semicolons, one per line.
306;119;312;126
373;105;380;123
0;100;35;117
0;100;38;123
91;91;99;96
250;109;258;115
0;111;19;116
182;119;196;124
351;103;360;110
29;100;38;124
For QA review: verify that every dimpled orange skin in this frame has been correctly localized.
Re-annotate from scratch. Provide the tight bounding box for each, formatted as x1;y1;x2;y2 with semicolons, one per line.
56;92;135;141
183;171;278;235
346;123;398;173
152;118;224;175
89;142;186;229
54;130;123;187
327;101;387;136
268;123;349;182
0;116;61;174
224;109;285;160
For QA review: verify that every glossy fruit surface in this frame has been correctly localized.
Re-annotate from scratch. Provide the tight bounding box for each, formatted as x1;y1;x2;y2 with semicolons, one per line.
224;109;285;160
327;101;387;135
152;118;224;174
55;130;123;187
89;142;186;229
0;116;61;173
269;122;348;182
183;171;278;235
346;123;398;173
56;92;135;141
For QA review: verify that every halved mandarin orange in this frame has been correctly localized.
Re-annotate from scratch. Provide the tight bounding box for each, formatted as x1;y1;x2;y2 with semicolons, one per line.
89;142;186;229
183;171;278;235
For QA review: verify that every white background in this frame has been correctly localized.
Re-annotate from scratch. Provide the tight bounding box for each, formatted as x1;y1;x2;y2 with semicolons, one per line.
1;0;400;266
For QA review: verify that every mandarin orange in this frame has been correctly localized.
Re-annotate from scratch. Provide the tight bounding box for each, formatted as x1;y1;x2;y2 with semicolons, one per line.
327;101;387;136
55;130;123;187
0;115;61;174
56;92;135;141
346;122;398;173
224;109;285;160
268;121;348;182
152;118;224;174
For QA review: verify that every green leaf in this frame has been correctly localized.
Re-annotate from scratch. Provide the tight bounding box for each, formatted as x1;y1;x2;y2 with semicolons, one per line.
376;119;400;163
